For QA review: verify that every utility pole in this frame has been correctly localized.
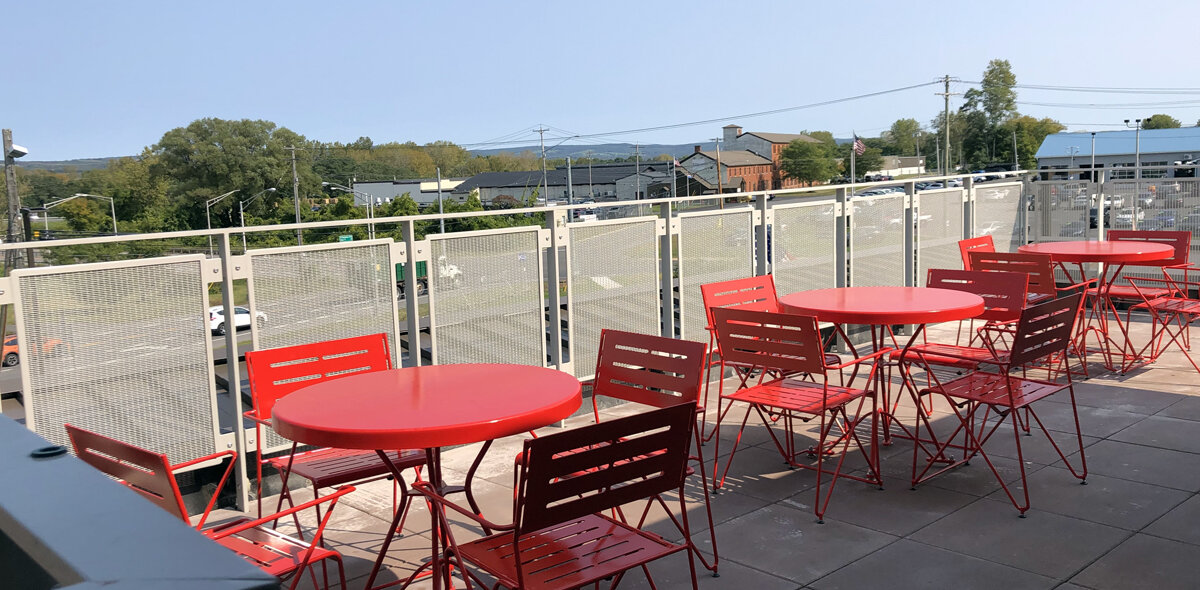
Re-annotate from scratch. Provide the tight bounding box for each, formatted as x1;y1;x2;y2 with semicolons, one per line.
566;157;574;207
634;143;641;200
285;145;302;245
1013;128;1020;172
935;75;959;175
3;130;22;257
710;138;723;208
536;127;549;204
436;167;445;234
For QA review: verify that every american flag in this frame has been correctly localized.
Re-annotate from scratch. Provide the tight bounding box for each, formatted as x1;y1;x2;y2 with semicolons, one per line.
853;136;866;156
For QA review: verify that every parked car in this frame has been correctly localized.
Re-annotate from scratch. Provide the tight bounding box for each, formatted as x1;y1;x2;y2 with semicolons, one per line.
209;306;267;335
1181;214;1200;233
2;335;68;366
1154;211;1176;228
1113;207;1145;227
1089;207;1112;229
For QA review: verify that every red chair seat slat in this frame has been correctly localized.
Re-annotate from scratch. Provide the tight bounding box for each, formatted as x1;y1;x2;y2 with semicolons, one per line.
206;520;341;576
724;378;869;415
458;514;679;590
1089;284;1171;300
267;448;425;489
925;371;1066;409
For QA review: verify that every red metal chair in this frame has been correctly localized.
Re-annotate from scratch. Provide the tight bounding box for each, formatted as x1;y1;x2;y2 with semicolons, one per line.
1127;275;1200;374
958;235;995;271
709;307;887;523
1096;230;1193;303
899;269;1030;371
245;334;425;528
418;403;701;590
968;250;1074;304
590;329;719;576
910;294;1088;515
699;275;839;441
65;423;353;590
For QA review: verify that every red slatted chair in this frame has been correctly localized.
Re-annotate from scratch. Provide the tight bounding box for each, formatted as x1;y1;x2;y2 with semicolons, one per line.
897;269;1030;371
418;403;701;590
245;334;425;528
958;235;995;270
1127;275;1200;374
911;294;1088;515
700;276;839;441
589;329;719;576
968;250;1068;304
66;423;353;590
709;308;887;523
1097;230;1193;303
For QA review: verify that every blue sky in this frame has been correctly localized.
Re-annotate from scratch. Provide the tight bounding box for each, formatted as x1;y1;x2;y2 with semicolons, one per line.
6;0;1200;160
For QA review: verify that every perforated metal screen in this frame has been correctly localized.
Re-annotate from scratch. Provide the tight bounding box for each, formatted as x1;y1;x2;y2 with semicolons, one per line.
1099;179;1200;285
772;202;838;295
973;182;1024;252
918;189;964;285
678;210;754;342
567;219;660;378
850;194;906;287
250;241;399;357
14;256;218;465
1030;180;1091;242
429;228;545;366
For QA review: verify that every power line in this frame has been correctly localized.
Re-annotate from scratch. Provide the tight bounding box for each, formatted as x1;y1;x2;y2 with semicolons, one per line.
459;80;942;149
962;81;1200;95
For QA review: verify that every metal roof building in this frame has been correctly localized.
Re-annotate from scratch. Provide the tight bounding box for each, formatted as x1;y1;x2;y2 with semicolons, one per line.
1036;128;1200;178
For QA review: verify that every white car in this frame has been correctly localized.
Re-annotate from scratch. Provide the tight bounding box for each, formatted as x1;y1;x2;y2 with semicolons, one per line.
209;306;267;335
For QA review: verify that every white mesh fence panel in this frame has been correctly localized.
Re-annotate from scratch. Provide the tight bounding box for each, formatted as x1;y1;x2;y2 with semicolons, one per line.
567;219;660;379
677;210;755;343
15;256;217;465
772;202;838;295
973;182;1024;251
918;189;964;285
430;229;545;366
1030;180;1092;242
850;194;906;287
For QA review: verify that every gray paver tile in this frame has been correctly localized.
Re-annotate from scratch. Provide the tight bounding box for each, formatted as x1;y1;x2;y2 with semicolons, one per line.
1143;494;1200;546
710;444;817;501
1072;534;1200;590
1109;415;1200;454
806;480;977;537
617;548;797;590
1033;399;1148;438
712;502;895;585
910;498;1129;578
1156;396;1200;421
986;465;1190;530
810;539;1057;590
1071;380;1181;414
1083;439;1200;491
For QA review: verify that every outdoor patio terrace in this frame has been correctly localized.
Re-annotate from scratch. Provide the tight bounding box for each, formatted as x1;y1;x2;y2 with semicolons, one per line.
153;315;1192;590
2;171;1199;588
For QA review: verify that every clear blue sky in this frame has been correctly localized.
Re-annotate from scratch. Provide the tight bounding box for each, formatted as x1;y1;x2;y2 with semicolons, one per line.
6;0;1200;161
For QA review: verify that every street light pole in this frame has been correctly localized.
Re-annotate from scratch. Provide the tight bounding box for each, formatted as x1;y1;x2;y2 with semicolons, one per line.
204;190;239;257
238;188;276;251
323;182;377;239
71;193;119;235
1125;118;1143;229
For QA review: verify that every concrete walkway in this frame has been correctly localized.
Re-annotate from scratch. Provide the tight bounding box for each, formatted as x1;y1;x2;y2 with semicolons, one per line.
247;319;1200;590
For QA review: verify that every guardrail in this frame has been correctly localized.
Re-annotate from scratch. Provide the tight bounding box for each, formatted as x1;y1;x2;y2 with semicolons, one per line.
0;171;1091;511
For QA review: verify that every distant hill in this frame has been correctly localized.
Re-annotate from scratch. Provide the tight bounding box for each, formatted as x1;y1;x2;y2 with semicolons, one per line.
17;157;123;173
470;143;718;160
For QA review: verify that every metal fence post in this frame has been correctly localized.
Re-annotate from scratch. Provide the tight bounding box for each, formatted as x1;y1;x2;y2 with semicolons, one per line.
905;181;918;287
963;176;975;240
401;219;423;367
1020;174;1032;245
756;193;770;277
659;201;676;338
836;187;849;287
216;233;250;511
545;208;567;370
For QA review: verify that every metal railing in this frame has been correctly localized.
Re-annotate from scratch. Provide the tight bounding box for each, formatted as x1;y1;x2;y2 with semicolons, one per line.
0;171;1058;510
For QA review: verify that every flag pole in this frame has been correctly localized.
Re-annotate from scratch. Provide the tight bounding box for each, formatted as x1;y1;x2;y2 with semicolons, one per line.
850;133;857;197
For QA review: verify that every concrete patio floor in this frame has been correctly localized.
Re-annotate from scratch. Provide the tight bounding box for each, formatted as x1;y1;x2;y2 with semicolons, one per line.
241;318;1200;590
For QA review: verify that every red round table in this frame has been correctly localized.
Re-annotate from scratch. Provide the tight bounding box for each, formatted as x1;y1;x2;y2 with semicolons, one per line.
1018;240;1174;373
272;364;582;450
1018;240;1173;264
780;286;985;452
780;286;985;326
272;364;581;590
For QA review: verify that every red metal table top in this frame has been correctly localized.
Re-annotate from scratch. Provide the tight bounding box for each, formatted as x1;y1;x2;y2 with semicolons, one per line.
780;286;985;325
271;364;582;450
1018;241;1174;264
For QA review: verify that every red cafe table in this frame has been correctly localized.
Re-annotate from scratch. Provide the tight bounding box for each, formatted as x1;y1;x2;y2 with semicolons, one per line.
780;286;985;462
271;363;582;590
1019;240;1174;373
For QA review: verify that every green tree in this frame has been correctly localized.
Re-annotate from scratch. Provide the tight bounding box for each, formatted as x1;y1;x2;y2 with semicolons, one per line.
779;140;835;186
978;59;1017;125
886;118;922;156
1143;114;1181;129
1004;115;1065;170
836;144;883;177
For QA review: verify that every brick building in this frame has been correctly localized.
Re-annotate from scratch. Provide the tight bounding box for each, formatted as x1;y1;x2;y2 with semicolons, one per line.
678;124;822;192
